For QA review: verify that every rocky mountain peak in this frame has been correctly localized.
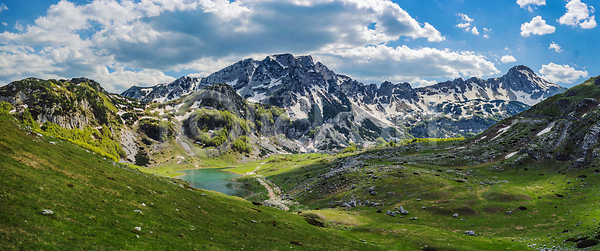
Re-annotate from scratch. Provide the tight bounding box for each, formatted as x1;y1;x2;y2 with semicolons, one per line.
507;65;535;75
503;65;557;91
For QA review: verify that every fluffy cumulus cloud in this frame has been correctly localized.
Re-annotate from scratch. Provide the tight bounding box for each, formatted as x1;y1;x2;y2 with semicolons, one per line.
549;42;562;53
520;16;556;36
0;0;454;92
517;0;546;11
316;44;499;85
0;3;7;12
558;0;596;29
540;63;588;84
501;55;517;63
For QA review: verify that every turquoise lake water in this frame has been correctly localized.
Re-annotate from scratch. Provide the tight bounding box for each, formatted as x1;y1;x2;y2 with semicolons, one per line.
177;168;251;198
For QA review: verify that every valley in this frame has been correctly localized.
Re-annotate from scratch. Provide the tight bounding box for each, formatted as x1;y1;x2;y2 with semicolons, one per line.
1;58;599;250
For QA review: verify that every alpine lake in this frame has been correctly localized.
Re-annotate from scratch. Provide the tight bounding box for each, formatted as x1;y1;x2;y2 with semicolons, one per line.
177;168;251;198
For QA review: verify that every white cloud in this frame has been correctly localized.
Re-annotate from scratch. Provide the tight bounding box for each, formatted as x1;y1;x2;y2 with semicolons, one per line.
558;0;596;29
501;55;517;63
93;67;176;91
0;0;447;92
520;16;556;36
0;3;7;12
456;13;484;36
13;21;23;32
539;63;588;83
457;13;474;23
549;42;562;52
1;22;7;27
456;23;470;29
414;78;439;87
517;0;546;11
316;44;499;84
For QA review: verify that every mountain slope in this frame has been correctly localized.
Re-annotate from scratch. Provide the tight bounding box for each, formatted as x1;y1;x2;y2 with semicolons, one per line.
0;78;149;161
455;75;600;170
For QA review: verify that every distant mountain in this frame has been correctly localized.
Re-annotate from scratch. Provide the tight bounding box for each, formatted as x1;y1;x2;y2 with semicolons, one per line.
122;54;564;151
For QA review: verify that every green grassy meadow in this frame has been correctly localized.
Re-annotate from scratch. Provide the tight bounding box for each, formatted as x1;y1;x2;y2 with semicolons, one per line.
2;112;600;250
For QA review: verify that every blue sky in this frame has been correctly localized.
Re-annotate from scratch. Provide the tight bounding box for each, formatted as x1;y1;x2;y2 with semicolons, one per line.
0;0;597;93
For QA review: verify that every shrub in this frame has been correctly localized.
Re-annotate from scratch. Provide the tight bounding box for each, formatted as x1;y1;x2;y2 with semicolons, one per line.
17;108;40;131
341;143;358;154
0;101;12;116
139;119;175;142
232;136;252;153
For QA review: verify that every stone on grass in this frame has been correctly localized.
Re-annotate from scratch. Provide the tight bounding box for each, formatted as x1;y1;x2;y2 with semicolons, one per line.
41;209;54;215
453;213;458;218
134;226;141;231
465;230;476;236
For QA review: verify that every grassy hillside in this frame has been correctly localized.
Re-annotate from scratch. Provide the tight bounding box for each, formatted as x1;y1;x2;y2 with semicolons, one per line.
0;115;378;250
229;138;600;250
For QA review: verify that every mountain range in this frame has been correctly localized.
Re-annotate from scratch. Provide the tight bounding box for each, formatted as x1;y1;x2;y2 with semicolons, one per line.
122;54;564;151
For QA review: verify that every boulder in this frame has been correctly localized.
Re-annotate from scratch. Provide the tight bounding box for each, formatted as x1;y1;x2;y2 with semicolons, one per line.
453;213;459;218
577;239;599;248
349;200;357;207
465;230;476;236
